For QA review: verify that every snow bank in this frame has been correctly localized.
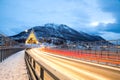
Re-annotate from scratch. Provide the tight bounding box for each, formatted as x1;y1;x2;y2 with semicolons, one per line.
0;50;29;80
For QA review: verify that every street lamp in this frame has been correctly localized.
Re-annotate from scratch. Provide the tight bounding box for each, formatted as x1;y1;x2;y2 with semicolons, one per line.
24;29;28;44
25;29;28;33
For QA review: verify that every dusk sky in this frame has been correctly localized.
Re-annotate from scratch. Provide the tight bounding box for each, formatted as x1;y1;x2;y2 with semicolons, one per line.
0;0;120;40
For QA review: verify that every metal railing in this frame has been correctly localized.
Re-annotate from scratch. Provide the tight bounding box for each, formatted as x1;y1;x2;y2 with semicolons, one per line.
0;47;24;62
42;40;120;67
25;49;70;80
0;33;25;62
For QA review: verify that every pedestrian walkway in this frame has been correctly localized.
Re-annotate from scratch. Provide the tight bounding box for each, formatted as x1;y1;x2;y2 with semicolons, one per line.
0;50;29;80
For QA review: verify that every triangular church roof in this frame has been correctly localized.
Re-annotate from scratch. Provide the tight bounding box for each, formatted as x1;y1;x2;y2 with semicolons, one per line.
25;29;39;44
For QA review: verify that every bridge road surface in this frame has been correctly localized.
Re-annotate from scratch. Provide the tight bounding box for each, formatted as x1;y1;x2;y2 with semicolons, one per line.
29;48;120;80
0;50;29;80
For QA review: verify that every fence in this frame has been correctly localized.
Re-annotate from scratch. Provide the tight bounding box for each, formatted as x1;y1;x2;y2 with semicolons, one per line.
25;49;70;80
0;33;25;62
41;40;120;67
0;47;24;62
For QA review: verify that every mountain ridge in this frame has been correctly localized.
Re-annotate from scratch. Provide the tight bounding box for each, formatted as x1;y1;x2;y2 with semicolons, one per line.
10;23;105;44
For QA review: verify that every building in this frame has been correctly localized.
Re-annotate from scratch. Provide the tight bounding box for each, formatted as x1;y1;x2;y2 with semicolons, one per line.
0;34;18;47
25;29;39;44
0;34;5;46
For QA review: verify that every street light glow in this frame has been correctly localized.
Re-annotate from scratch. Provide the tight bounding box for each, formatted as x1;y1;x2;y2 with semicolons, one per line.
25;30;28;33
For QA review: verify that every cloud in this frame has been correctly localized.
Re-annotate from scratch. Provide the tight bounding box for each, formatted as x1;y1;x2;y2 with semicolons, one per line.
0;0;120;40
98;0;120;33
105;23;120;33
89;0;120;40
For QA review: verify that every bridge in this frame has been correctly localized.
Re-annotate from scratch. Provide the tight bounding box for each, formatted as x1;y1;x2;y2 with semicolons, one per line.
25;48;120;80
0;33;120;80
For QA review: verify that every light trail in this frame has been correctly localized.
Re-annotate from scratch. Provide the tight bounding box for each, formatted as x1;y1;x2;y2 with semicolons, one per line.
29;48;120;80
40;48;120;66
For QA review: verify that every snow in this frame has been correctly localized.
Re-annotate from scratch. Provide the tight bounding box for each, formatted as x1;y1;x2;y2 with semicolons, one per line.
0;50;29;80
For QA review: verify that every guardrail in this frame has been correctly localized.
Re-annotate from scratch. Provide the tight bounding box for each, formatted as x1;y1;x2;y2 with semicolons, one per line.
0;47;24;62
25;49;69;80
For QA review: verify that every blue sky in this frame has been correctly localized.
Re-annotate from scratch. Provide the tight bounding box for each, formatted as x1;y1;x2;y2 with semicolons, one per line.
0;0;120;40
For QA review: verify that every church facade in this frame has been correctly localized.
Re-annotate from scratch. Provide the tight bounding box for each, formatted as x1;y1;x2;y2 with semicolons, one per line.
25;30;39;44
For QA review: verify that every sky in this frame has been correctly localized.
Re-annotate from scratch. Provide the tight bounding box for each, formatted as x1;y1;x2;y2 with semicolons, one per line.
0;0;120;40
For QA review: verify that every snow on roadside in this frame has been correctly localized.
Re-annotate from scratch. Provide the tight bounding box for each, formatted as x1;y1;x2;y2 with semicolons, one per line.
0;50;29;80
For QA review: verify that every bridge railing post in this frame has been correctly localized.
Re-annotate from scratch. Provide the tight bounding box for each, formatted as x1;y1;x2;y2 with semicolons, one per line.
40;67;44;80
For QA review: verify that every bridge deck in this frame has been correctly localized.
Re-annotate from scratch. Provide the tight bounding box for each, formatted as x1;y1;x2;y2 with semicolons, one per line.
29;48;120;80
0;50;28;80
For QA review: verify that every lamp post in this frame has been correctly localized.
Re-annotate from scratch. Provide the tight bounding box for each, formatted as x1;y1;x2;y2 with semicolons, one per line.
24;29;29;48
25;29;28;43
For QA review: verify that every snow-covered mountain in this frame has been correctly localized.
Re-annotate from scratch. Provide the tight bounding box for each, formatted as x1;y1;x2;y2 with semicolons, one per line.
10;23;105;43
